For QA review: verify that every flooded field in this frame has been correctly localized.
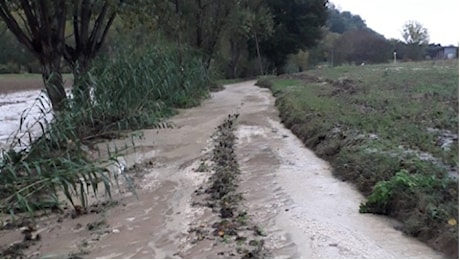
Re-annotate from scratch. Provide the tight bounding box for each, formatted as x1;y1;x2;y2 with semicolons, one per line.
0;81;444;258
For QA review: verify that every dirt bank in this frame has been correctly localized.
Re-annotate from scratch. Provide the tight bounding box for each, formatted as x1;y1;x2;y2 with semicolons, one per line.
0;81;443;258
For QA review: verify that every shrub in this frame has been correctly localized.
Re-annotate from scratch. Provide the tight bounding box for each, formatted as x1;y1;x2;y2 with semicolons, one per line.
255;78;273;89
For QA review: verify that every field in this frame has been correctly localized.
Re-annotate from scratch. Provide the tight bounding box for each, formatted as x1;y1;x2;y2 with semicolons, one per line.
0;74;73;94
257;60;459;257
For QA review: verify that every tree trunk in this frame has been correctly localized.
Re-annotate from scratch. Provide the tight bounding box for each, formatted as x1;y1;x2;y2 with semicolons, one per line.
42;57;67;112
253;30;264;75
195;0;203;48
227;39;241;78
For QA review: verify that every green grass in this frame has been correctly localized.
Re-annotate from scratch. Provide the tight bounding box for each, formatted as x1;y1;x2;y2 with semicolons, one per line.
257;60;459;258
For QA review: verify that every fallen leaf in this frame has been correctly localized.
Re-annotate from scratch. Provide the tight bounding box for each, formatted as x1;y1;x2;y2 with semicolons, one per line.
448;218;457;226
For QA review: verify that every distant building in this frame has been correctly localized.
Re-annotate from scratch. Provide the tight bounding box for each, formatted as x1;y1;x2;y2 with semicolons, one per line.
435;45;458;59
426;44;459;60
442;46;458;59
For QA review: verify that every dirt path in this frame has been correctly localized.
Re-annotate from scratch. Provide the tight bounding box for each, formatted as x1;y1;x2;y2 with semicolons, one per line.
0;81;443;258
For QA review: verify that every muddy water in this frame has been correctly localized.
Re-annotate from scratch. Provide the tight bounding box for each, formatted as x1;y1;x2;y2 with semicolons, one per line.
234;82;443;258
0;89;52;150
0;81;443;258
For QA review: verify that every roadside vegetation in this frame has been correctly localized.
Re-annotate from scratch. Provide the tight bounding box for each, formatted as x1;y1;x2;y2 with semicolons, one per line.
0;0;329;221
256;60;459;258
0;45;210;218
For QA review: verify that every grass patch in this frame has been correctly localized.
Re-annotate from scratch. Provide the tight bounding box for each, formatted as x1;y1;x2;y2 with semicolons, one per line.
257;60;459;258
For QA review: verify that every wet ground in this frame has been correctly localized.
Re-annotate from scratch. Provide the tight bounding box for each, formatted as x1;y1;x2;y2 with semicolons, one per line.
0;81;444;258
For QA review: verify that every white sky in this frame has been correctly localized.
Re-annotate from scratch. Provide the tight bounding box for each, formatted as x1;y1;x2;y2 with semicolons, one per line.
329;0;459;46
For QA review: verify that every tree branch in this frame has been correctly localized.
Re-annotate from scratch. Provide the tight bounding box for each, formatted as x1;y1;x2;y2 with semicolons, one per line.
0;0;34;51
88;3;108;53
19;0;39;40
95;11;116;54
36;0;51;54
57;0;67;51
73;0;81;54
80;0;92;54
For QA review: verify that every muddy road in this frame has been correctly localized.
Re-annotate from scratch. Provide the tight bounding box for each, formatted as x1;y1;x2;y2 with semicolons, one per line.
0;81;443;258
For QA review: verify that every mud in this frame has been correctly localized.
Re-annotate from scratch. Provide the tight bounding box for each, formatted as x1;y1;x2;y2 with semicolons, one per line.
0;81;444;258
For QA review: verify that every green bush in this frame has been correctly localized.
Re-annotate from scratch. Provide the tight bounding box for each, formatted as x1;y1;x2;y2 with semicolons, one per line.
360;170;436;213
255;78;273;89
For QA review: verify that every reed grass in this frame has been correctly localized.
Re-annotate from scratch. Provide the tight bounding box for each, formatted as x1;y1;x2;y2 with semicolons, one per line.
0;45;211;217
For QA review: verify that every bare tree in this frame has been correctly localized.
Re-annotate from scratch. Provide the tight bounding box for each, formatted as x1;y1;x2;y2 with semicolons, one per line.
0;0;118;111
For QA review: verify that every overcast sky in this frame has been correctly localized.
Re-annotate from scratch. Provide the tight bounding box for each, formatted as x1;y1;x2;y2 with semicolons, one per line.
329;0;459;46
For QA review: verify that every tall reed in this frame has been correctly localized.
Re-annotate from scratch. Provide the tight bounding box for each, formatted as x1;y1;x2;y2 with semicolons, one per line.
0;45;211;216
